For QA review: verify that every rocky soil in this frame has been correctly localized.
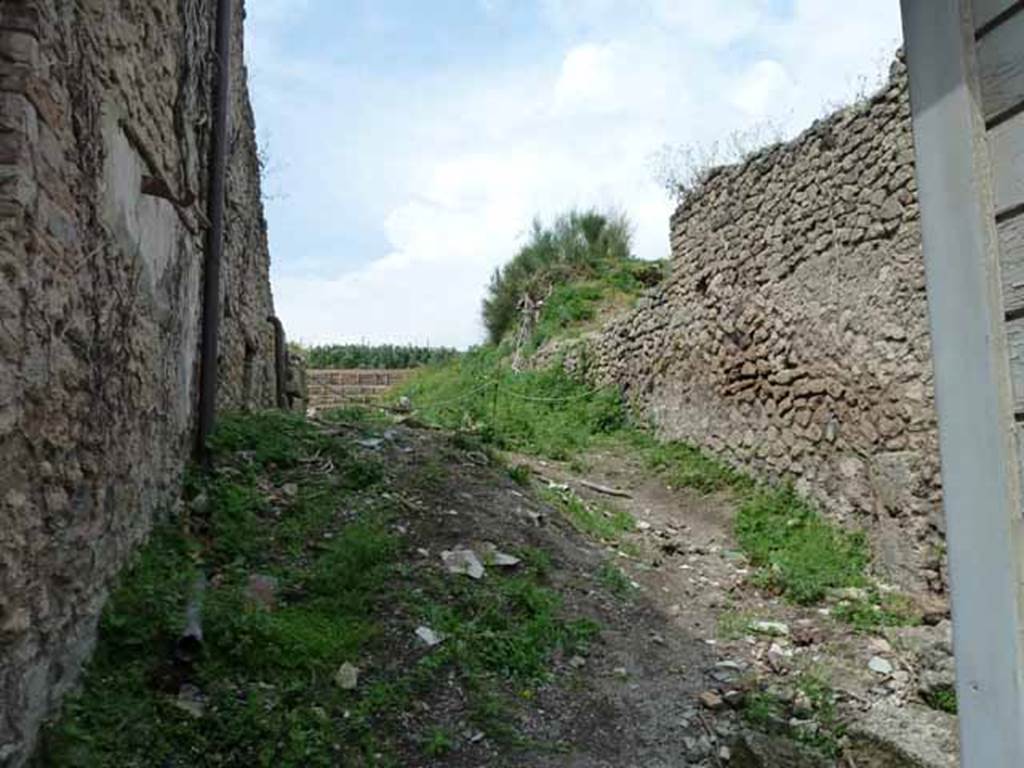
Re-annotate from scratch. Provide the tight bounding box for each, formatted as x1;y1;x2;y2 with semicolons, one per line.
40;412;959;767
510;443;959;768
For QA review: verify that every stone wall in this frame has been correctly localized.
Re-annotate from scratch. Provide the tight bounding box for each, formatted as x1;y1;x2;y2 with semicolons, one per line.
0;1;279;763
569;59;944;591
307;368;413;410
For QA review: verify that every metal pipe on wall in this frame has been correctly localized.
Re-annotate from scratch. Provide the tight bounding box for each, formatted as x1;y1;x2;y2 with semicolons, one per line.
196;0;233;460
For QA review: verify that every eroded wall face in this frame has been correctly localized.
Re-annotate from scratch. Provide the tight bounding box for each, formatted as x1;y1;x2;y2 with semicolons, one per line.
583;61;943;590
0;1;276;763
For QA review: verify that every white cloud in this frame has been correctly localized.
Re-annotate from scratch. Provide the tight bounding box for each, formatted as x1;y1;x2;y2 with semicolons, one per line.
248;0;902;349
731;59;795;118
553;43;620;114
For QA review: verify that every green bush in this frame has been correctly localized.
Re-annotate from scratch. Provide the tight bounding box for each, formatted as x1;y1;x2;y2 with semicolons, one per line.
482;209;643;344
301;343;459;370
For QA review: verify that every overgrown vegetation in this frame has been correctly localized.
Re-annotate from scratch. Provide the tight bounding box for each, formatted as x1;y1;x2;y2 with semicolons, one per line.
399;346;624;460
831;588;921;631
40;411;595;766
300;343;459;370
923;686;958;715
743;672;845;758
481;209;662;345
625;430;751;494
539;485;634;544
650;120;785;201
401;348;887;613
735;485;870;605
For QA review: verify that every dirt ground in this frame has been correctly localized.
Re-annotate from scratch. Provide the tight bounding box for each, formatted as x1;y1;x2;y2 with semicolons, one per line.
368;423;738;767
353;418;958;766
40;414;958;767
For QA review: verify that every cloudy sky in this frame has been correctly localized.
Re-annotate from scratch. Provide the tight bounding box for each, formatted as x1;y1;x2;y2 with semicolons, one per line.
245;0;902;349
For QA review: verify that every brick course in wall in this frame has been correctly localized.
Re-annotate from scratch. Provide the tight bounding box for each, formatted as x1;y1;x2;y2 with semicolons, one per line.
0;1;279;763
550;59;944;592
307;369;413;410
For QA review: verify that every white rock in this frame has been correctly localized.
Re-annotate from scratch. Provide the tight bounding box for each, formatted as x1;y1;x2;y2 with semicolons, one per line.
868;656;894;676
415;626;445;647
334;662;359;690
750;620;790;637
441;548;485;579
485;547;521;567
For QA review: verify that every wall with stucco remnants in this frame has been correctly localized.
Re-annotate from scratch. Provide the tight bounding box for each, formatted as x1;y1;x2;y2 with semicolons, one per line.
0;1;278;763
553;59;944;592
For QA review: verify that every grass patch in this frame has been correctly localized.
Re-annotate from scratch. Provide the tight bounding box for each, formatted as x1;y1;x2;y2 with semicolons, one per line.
421;727;455;757
598;562;635;598
42;412;602;766
832;589;921;631
539;486;634;543
743;673;844;758
624;431;751;494
481;209;652;344
716;610;755;640
923;686;958;715
735;485;869;605
41;413;401;767
507;464;533;486
399;347;624;461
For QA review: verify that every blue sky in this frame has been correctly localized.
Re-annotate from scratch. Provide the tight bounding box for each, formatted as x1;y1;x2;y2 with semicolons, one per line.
245;0;902;348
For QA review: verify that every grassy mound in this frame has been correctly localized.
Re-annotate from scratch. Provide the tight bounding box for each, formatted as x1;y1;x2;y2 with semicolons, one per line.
482;209;662;345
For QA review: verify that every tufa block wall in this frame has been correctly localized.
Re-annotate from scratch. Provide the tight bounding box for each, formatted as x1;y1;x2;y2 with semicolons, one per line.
0;0;279;763
561;59;944;591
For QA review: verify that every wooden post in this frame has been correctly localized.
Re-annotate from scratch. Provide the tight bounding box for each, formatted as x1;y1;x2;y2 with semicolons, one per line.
901;1;1024;764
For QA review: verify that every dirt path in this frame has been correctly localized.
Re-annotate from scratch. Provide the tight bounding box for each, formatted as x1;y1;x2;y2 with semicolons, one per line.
508;443;960;768
41;414;958;767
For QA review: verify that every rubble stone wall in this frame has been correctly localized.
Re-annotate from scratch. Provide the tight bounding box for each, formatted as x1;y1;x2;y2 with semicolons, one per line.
0;1;278;763
571;60;943;590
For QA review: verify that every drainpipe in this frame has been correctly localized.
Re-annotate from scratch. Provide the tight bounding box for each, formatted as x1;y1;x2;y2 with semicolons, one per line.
196;0;233;461
268;315;288;409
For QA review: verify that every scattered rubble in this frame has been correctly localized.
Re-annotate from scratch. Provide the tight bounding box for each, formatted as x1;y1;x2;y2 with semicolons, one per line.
441;548;485;579
334;662;360;690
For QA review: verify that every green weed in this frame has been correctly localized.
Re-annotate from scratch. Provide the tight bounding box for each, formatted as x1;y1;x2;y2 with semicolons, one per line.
421;727;455;757
539;486;634;543
742;673;843;758
832;589;921;631
399;347;624;460
481;209;640;344
624;431;751;494
507;464;533;486
598;562;635;598
923;686;958;714
716;610;755;640
735;485;869;605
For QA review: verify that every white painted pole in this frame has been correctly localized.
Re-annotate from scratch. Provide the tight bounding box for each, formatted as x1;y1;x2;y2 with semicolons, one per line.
901;1;1024;765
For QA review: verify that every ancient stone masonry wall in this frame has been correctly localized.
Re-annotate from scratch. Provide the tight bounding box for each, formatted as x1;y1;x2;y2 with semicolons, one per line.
307;368;414;410
574;60;943;592
0;1;278;763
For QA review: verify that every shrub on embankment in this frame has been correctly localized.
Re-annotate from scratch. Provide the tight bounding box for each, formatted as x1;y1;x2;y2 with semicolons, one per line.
300;343;459;370
481;209;663;346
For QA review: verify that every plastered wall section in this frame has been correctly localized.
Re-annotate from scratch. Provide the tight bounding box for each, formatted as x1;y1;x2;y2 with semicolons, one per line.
0;1;277;763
